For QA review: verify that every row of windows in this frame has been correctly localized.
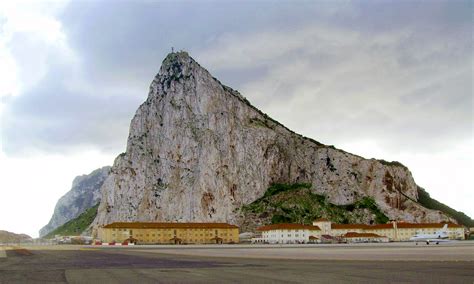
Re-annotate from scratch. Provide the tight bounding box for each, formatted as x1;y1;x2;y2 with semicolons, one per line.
112;228;230;232
129;233;226;237
267;234;305;238
150;238;232;242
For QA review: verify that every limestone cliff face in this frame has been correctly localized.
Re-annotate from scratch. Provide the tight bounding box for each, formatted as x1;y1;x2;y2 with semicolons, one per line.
39;166;110;237
93;52;451;229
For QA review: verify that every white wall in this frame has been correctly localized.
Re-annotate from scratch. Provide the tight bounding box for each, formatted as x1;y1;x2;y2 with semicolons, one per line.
260;229;320;244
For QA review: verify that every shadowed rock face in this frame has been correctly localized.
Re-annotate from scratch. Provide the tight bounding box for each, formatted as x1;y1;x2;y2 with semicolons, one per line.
93;52;451;229
39;166;110;237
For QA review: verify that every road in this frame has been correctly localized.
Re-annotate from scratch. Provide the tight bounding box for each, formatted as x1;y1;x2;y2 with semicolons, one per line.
0;242;473;283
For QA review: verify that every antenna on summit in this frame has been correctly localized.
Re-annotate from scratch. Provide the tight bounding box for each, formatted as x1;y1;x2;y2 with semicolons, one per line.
171;47;174;53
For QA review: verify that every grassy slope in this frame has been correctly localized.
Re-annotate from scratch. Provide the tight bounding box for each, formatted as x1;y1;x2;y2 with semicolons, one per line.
417;187;473;227
44;204;99;238
242;183;389;226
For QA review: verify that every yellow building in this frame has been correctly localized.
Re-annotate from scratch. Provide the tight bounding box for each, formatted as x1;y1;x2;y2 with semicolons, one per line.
313;220;465;241
341;232;389;243
98;222;239;244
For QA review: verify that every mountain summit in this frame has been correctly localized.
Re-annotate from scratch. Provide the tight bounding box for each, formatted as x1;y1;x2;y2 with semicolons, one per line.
93;51;453;230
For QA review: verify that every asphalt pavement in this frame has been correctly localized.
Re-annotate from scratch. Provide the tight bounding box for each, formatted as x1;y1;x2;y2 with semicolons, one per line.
0;243;473;283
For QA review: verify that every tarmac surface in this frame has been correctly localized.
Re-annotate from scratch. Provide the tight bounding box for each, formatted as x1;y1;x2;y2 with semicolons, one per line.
0;242;473;283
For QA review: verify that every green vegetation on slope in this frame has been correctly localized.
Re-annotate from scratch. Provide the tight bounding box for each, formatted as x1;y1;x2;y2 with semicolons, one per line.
417;187;474;227
242;183;389;226
263;183;312;198
44;204;99;238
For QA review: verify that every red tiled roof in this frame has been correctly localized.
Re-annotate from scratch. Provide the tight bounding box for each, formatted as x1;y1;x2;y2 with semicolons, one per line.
331;224;369;230
257;223;321;231
368;224;394;229
321;235;336;239
103;222;239;229
332;222;461;230
343;232;386;238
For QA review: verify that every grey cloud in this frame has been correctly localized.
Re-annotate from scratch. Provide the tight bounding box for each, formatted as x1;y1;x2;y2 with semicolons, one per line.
2;0;471;156
3;0;330;155
57;0;325;89
1;63;139;155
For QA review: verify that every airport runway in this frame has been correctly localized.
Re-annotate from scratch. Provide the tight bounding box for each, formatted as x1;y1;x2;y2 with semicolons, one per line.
116;241;474;261
0;243;473;283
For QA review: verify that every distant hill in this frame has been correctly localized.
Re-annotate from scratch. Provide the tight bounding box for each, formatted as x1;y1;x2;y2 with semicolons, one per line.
417;187;473;227
44;204;99;238
0;230;32;243
40;166;110;237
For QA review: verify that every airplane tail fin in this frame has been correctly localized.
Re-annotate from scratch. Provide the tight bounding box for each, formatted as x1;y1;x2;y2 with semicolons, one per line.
436;224;448;234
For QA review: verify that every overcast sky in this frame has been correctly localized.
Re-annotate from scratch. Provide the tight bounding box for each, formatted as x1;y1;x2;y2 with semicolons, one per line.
0;0;472;237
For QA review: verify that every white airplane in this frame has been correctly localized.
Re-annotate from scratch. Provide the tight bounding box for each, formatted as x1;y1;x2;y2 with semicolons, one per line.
409;224;451;245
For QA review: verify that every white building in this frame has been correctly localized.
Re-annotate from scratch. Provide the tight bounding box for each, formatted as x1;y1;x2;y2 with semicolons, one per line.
253;223;321;244
312;219;465;241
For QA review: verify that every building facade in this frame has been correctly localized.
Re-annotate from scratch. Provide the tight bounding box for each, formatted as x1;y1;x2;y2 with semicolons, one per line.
341;232;389;243
312;220;465;241
253;223;321;244
98;222;239;244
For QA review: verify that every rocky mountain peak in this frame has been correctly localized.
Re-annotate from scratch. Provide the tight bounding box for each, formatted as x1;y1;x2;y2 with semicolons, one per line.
160;52;193;79
92;51;454;232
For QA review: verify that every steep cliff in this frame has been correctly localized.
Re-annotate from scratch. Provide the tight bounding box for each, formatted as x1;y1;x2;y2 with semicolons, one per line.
40;166;110;237
93;52;452;230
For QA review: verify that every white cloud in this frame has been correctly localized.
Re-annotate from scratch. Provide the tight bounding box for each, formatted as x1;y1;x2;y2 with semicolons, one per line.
0;0;73;98
0;149;114;238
